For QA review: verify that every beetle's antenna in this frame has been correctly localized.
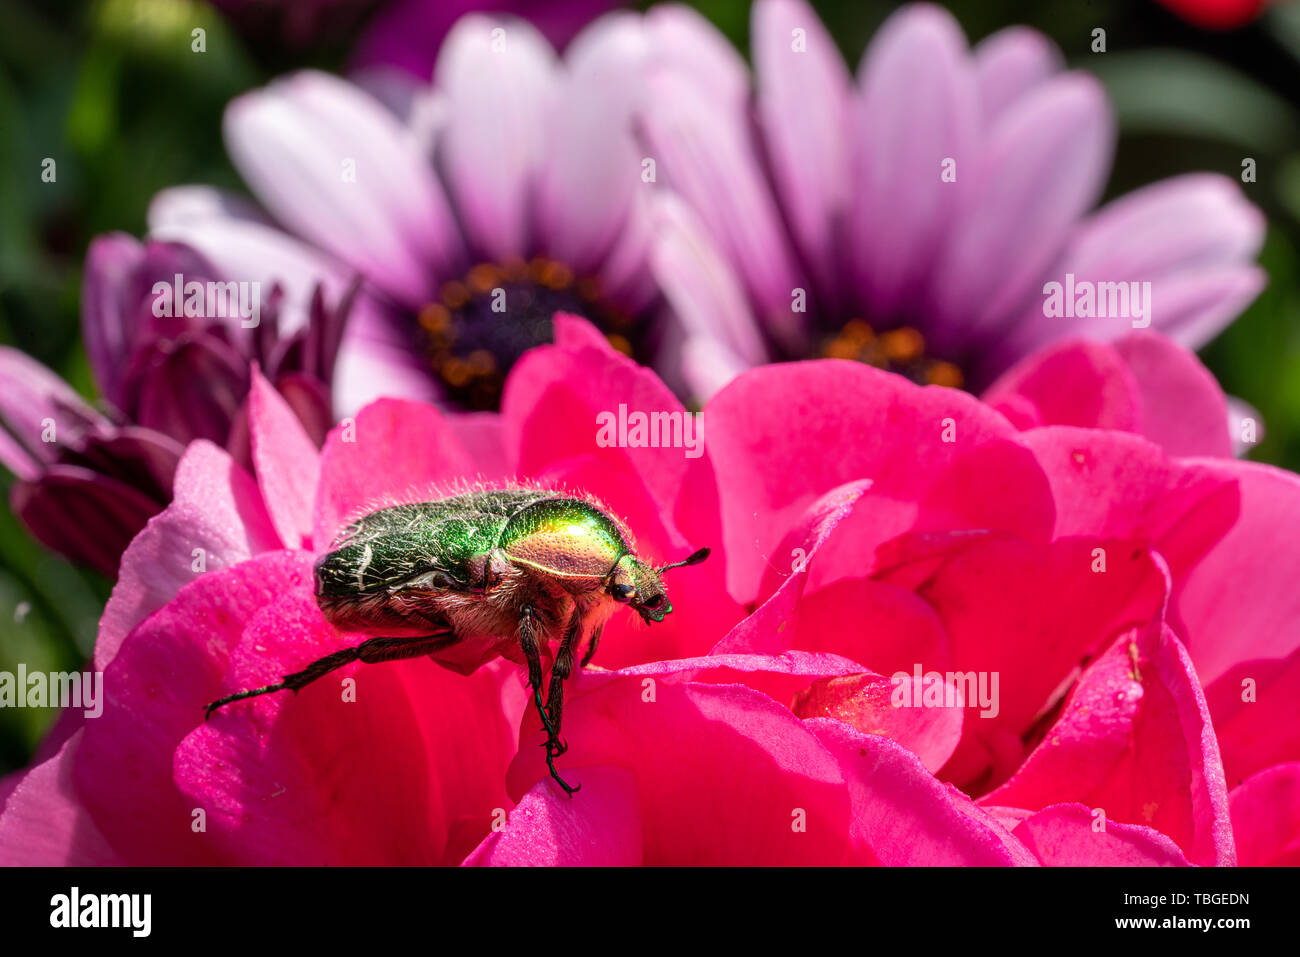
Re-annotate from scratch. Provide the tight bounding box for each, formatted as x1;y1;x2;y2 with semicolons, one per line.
657;546;710;574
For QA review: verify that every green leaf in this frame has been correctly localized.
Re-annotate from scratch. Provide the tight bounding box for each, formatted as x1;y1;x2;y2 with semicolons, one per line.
1087;49;1298;153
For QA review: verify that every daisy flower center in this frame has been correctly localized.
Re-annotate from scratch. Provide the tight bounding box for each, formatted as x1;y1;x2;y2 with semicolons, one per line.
418;257;637;410
817;320;964;388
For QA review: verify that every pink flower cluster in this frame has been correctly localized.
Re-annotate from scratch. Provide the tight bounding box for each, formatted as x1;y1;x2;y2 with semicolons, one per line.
2;315;1295;866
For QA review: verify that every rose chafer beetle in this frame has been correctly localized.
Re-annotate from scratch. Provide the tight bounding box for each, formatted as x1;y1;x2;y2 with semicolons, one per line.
206;488;709;795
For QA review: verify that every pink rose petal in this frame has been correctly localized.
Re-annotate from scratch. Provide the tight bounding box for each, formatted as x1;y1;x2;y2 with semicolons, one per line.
95;440;280;671
794;672;965;773
984;623;1235;867
1229;763;1300;866
1204;645;1300;787
1011;803;1191;866
505;679;850;865
248;365;320;549
313;397;477;547
1023;427;1239;583
462;765;642;866
178;586;522;865
986;334;1233;458
77;551;313;864
808;718;1034;865
704;360;1054;602
1176;459;1300;685
889;538;1169;792
0;732;122;866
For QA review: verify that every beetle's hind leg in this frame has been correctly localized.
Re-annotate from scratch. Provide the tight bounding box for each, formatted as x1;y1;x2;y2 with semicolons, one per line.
204;630;455;719
519;605;580;796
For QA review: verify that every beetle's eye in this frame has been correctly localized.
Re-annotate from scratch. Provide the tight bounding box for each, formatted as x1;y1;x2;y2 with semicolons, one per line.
644;594;665;610
612;584;636;602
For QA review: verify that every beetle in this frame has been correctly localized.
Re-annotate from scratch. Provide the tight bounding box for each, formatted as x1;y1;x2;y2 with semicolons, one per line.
205;488;709;795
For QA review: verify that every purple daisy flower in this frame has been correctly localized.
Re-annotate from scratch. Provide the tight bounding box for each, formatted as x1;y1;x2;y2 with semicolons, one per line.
0;236;349;576
81;234;349;450
0;6;730;576
640;0;1266;396
149;8;733;413
0;347;180;578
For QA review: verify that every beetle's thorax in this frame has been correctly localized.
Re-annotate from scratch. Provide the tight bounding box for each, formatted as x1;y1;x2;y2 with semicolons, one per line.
435;559;611;644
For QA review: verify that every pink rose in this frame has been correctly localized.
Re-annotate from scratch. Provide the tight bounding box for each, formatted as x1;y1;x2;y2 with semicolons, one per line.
2;316;1295;866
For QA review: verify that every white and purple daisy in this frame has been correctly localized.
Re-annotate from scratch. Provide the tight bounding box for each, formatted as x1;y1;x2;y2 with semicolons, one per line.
640;0;1266;396
147;9;733;412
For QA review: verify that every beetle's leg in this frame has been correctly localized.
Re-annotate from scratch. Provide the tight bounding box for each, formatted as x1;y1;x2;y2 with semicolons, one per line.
204;631;454;719
544;613;582;757
544;742;578;797
518;605;557;738
519;604;579;796
579;624;604;669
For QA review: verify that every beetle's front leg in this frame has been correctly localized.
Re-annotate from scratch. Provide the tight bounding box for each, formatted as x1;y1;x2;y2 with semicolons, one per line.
543;612;582;758
518;605;557;738
519;604;579;796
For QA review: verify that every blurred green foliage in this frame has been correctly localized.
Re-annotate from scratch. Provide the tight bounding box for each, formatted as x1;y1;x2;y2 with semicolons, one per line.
1;0;1299;773
0;0;263;773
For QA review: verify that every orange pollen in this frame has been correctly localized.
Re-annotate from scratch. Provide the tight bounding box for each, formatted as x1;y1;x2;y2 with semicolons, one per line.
819;320;963;389
419;256;637;411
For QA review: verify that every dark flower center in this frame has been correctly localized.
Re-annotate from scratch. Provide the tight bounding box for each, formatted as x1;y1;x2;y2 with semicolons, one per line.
816;319;964;388
419;257;637;410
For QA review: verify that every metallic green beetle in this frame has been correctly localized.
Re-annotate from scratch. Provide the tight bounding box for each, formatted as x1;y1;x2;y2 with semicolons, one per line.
205;488;709;795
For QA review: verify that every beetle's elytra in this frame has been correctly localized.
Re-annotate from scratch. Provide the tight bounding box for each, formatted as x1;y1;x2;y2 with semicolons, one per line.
205;488;710;795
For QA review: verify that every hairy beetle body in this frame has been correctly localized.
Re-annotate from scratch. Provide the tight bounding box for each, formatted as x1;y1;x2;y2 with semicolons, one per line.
314;490;631;648
208;487;709;796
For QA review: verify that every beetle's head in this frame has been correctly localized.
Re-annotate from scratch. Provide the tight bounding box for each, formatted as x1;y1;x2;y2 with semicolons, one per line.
608;547;710;624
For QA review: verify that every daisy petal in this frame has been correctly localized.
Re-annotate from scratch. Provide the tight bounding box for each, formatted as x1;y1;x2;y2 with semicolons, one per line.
535;12;648;274
849;4;977;320
972;26;1063;123
435;15;558;261
224;71;458;305
931;72;1114;353
640;69;807;347
753;0;851;299
650;192;768;367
